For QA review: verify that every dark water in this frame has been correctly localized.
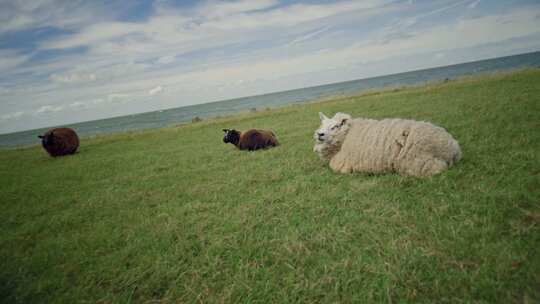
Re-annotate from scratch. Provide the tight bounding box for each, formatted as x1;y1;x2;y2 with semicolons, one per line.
2;51;540;148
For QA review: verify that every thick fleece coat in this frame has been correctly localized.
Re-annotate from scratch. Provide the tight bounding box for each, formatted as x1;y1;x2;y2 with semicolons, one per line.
314;113;461;177
223;129;279;151
38;128;79;157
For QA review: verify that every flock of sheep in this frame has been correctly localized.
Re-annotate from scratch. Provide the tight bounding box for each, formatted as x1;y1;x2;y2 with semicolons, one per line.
38;112;461;177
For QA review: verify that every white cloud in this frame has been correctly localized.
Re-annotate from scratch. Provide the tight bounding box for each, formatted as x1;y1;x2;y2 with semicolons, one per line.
40;0;390;52
90;94;130;105
434;52;446;59
0;0;116;34
193;0;279;19
328;7;540;68
1;111;24;121
288;26;331;45
157;55;176;65
206;9;538;75
107;93;129;103
386;0;471;34
91;98;105;105
42;21;146;50
0;50;30;72
69;101;85;108
36;105;64;114
148;86;163;96
25;0;394;105
50;72;97;84
0;86;10;94
469;0;481;9
202;0;391;30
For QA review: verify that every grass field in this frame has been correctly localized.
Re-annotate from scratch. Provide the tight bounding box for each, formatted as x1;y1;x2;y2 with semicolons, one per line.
1;69;539;303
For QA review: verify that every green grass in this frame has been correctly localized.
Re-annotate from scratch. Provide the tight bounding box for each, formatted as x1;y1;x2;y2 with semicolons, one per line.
1;69;539;303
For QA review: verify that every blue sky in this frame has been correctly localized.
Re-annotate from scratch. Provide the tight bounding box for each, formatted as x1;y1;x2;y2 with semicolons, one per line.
1;0;539;134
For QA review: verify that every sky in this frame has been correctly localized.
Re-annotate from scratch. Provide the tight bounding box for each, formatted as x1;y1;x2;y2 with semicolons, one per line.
1;0;539;134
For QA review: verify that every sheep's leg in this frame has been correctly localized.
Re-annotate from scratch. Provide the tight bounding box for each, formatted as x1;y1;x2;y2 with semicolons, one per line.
331;162;353;174
421;158;448;176
329;153;353;173
398;155;448;177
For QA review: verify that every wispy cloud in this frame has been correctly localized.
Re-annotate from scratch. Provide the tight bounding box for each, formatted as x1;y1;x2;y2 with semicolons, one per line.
199;0;391;30
107;93;129;104
469;0;481;9
384;0;473;35
69;101;85;108
0;0;539;134
40;0;390;52
1;111;24;121
0;0;118;34
36;105;64;114
50;72;97;84
288;26;332;45
193;0;279;19
148;85;163;96
0;49;31;72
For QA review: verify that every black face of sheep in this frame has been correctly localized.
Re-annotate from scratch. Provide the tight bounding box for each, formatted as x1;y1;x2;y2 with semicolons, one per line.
38;133;54;146
38;127;80;157
222;129;240;146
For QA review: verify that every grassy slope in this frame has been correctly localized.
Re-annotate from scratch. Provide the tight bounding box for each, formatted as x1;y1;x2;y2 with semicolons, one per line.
0;69;539;303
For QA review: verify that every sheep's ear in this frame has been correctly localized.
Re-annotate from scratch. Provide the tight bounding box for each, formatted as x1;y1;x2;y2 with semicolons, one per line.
319;112;328;121
334;112;351;126
38;135;43;139
222;129;229;132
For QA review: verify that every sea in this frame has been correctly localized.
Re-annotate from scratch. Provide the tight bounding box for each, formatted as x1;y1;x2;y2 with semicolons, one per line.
1;51;540;148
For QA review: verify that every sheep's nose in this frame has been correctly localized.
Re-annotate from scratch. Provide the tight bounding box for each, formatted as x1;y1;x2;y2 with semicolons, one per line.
317;132;325;138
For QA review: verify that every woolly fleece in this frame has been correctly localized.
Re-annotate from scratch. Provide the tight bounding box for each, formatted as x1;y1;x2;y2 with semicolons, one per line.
314;113;462;177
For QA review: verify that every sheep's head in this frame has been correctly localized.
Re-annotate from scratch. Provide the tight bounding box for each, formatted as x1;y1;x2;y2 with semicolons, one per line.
223;129;240;146
314;112;351;144
313;112;352;161
38;131;54;147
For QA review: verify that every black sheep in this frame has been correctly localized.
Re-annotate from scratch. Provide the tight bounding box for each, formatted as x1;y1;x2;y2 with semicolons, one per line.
222;129;279;151
38;128;79;157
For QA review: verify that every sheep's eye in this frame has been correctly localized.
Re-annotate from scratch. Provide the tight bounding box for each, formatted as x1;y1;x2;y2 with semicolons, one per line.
331;125;339;130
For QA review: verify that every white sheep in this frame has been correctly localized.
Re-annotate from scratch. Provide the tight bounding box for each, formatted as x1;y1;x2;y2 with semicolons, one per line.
313;112;462;177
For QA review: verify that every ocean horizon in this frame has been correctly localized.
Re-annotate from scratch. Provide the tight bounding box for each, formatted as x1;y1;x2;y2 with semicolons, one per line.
2;50;540;148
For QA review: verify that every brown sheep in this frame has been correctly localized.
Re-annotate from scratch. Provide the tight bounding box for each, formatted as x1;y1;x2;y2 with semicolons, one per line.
222;128;279;151
38;128;79;157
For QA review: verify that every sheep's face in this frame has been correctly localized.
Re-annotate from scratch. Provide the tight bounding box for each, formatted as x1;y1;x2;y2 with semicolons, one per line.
38;132;54;147
222;129;240;145
314;112;351;145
